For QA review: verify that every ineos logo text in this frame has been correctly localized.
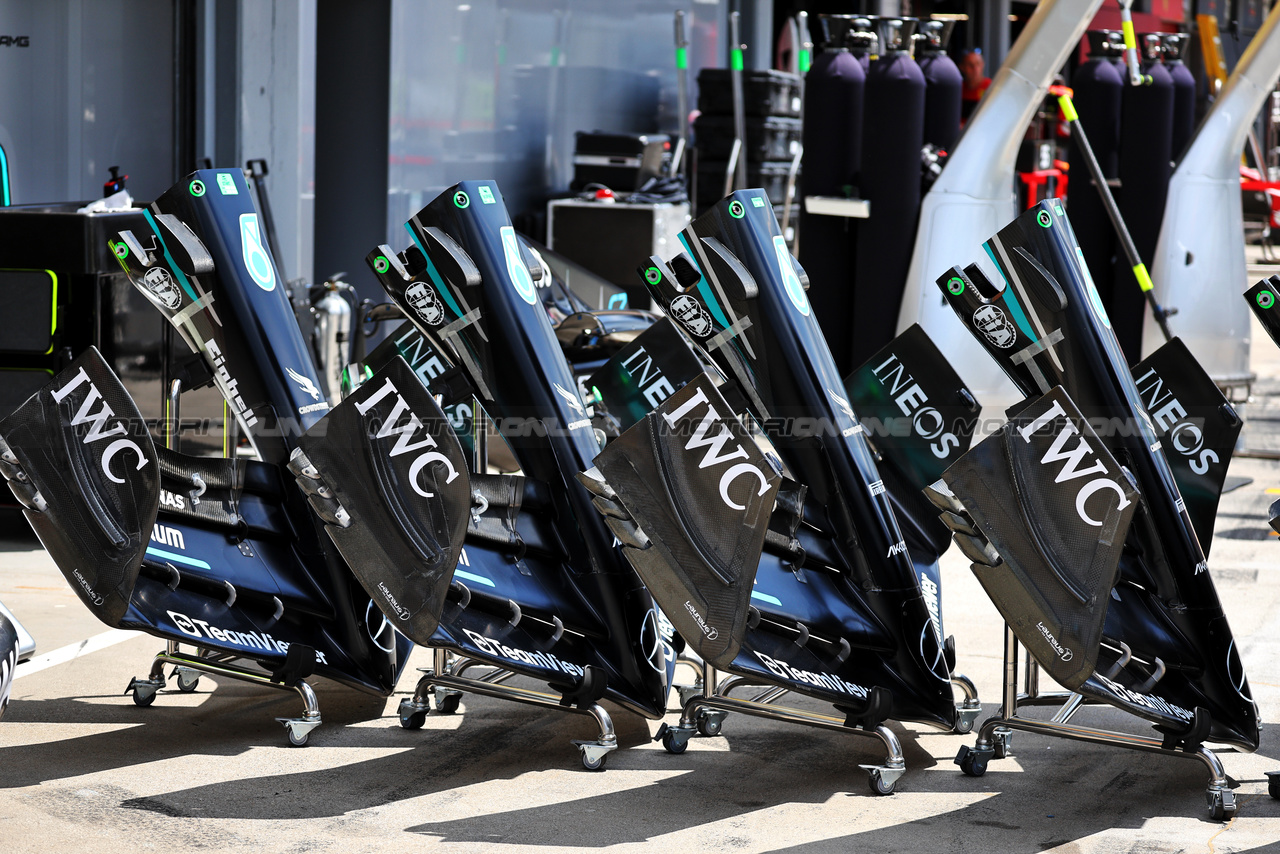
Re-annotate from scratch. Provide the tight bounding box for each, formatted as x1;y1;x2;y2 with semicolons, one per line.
1134;366;1220;477
869;353;961;459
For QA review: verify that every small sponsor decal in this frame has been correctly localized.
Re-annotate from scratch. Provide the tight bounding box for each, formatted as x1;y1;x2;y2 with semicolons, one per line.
405;281;446;326
669;294;713;337
286;366;323;404
683;600;719;640
141;267;183;310
168;608;329;664
972;304;1017;349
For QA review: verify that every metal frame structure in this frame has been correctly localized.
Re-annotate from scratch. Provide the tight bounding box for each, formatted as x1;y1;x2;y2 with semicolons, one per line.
955;624;1237;820
397;648;619;770
121;377;325;747
654;659;982;796
127;640;323;746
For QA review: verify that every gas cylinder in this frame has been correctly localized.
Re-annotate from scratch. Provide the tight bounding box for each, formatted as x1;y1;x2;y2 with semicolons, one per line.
1113;33;1174;362
1069;30;1125;323
312;278;353;405
798;14;867;376
916;21;962;153
852;17;925;370
1163;33;1197;161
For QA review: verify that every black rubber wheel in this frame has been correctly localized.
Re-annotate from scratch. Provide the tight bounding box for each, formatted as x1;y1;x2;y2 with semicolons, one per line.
1269;774;1280;800
1210;798;1236;822
868;771;896;796
697;713;723;737
400;710;427;730
132;689;156;707
661;728;688;755
953;715;973;735
957;748;988;778
434;693;462;715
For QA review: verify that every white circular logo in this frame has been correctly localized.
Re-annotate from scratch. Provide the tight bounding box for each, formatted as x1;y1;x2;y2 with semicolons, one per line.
142;267;183;310
405;281;445;326
669;294;713;337
1170;421;1205;456
640;608;667;674
972;304;1017;349
168;610;200;636
919;622;950;681
1227;640;1252;703
365;600;397;653
0;634;17;717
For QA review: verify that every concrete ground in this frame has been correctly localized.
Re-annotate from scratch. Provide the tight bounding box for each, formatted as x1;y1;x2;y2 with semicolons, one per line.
6;301;1280;853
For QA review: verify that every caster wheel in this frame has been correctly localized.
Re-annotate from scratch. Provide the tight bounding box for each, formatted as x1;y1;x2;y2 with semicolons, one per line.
956;745;989;777
400;710;427;730
660;726;689;755
434;692;461;715
953;713;975;735
1208;788;1239;819
131;688;156;707
696;711;724;737
175;671;200;693
1267;772;1280;800
867;769;896;796
287;728;309;747
992;729;1012;759
581;751;607;771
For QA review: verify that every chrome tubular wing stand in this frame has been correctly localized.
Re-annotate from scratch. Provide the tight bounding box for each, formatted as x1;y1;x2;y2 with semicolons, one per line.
654;662;909;797
955;624;1236;821
398;647;619;771
122;378;324;747
127;640;323;746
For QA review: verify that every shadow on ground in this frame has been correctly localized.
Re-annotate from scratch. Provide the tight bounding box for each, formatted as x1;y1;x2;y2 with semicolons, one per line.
6;684;1272;850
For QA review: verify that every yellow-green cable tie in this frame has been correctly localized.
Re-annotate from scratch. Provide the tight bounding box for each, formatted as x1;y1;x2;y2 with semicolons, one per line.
1121;20;1137;49
1133;264;1154;293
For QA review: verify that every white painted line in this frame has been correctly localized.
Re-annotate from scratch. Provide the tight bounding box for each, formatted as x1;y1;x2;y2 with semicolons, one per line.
14;629;139;679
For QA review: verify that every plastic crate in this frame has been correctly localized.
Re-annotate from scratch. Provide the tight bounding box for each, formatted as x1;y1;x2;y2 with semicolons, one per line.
693;115;802;162
697;69;802;118
696;160;796;207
